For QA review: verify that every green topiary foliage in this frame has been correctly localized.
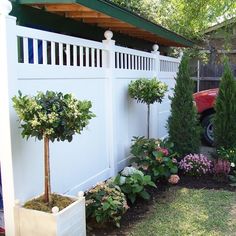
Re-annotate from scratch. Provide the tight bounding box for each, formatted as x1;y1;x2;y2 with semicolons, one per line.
214;59;236;149
167;56;201;156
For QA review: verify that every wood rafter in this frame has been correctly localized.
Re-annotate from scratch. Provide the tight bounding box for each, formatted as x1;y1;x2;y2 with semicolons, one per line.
65;12;110;19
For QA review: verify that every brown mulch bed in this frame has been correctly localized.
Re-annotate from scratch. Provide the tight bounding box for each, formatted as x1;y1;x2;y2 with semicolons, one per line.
87;174;236;236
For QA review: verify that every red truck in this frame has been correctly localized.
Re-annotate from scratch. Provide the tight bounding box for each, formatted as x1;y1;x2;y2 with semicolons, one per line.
193;88;218;146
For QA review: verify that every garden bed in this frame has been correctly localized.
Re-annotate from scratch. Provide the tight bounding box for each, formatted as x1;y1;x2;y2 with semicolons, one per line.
87;175;236;236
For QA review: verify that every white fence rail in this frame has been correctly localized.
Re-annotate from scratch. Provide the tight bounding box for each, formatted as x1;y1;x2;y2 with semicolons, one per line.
1;13;181;234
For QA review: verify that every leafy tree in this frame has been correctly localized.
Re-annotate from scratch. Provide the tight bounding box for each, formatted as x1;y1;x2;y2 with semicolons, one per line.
167;56;201;156
155;0;236;40
128;78;167;138
111;0;159;22
111;0;236;40
13;91;95;204
214;59;236;149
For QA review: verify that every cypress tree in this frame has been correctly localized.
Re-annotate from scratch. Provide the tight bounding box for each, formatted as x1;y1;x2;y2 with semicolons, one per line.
214;59;236;149
167;56;201;156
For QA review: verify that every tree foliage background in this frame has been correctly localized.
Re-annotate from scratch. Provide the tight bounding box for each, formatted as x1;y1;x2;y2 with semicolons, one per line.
111;0;236;40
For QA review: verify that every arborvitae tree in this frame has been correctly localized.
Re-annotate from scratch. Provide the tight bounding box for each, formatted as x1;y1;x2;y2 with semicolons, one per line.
167;56;201;156
214;59;236;149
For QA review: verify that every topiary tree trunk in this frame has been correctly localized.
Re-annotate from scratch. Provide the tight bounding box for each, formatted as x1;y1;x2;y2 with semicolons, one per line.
44;137;51;203
214;59;236;149
147;104;150;138
167;56;201;156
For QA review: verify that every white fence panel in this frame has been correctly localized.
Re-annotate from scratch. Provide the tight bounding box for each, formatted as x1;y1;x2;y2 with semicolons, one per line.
13;26;181;201
4;23;181;217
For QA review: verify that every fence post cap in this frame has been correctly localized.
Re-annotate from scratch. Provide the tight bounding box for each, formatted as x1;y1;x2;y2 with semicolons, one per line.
0;0;12;16
152;44;159;52
104;30;113;40
179;51;184;59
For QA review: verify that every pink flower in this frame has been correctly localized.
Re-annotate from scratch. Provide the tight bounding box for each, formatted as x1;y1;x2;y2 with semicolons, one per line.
168;175;180;184
156;147;169;156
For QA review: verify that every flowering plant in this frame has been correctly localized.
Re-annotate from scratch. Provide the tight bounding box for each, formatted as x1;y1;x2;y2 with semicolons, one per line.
130;136;178;181
179;154;212;176
168;174;180;184
86;182;128;227
114;167;156;204
13;91;95;204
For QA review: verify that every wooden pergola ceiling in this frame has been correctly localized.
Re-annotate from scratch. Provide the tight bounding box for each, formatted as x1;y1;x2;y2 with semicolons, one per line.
27;3;182;46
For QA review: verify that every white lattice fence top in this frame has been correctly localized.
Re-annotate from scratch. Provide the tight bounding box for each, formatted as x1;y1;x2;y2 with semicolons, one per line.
16;25;180;74
16;25;105;68
160;55;180;72
114;46;155;71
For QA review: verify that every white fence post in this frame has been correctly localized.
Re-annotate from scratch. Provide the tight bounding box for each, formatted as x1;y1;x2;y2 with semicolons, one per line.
102;31;117;176
150;44;161;138
0;0;17;235
151;44;160;78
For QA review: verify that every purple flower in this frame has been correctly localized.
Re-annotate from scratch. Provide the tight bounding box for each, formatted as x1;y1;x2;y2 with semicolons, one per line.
179;154;212;176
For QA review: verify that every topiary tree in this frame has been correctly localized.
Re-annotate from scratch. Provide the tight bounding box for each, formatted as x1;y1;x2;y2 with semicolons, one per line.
128;78;168;138
167;56;201;156
12;91;95;204
214;59;236;149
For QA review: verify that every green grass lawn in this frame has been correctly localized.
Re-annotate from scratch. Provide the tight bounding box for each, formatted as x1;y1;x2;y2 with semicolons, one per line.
128;187;236;236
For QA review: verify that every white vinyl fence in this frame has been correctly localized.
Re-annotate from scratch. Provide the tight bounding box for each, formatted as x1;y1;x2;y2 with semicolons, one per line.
0;5;181;235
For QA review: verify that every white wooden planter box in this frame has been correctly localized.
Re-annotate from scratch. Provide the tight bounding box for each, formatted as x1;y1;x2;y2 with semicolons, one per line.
14;196;86;236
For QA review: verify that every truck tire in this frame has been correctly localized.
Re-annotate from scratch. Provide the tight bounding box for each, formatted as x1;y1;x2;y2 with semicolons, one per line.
202;113;214;146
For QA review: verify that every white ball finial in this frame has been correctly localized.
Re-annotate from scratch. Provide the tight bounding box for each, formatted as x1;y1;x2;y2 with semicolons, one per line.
153;44;159;52
104;30;113;40
52;206;59;214
0;0;12;16
15;199;21;206
179;51;184;58
78;191;84;198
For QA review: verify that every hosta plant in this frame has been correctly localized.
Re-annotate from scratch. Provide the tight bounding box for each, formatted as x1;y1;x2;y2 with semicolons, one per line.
114;167;156;204
130;136;178;181
13;91;95;205
179;154;212;176
86;182;129;227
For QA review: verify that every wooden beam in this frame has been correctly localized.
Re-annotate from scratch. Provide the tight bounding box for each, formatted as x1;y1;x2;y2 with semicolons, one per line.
40;3;94;13
43;4;82;12
83;18;120;24
65;12;110;18
99;23;135;28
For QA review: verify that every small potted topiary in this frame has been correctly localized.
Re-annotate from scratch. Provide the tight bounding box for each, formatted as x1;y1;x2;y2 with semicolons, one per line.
128;77;167;138
12;91;95;236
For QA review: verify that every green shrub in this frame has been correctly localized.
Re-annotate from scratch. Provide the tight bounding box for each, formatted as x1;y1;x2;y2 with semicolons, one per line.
214;59;236;149
86;182;128;228
128;77;168;138
114;167;156;204
130;136;178;181
167;56;201;156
